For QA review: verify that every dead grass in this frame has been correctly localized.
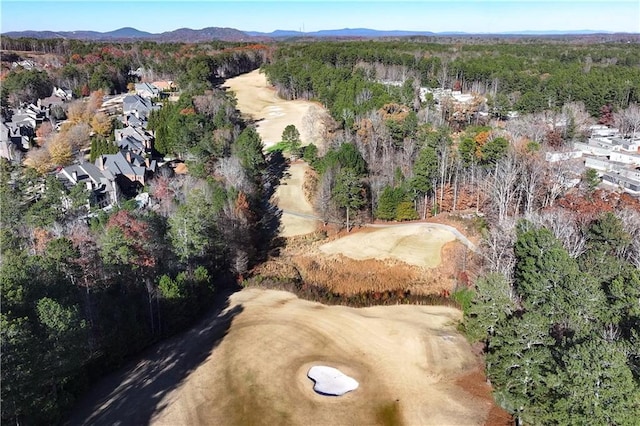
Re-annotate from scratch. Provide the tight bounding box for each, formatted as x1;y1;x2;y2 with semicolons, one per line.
260;226;476;296
454;368;513;426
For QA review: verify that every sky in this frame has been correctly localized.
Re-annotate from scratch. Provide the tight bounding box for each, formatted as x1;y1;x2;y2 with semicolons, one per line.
1;0;639;34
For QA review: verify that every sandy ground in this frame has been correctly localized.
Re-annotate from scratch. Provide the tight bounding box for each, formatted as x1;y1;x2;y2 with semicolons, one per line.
150;289;490;426
224;70;320;237
222;70;314;148
274;161;318;237
320;224;456;268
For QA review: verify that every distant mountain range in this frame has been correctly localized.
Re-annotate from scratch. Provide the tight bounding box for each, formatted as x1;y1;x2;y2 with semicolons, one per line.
2;27;252;42
1;26;628;42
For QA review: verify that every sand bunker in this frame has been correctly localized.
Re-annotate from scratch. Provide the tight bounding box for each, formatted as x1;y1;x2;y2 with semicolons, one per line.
149;288;487;426
308;365;359;396
320;224;457;268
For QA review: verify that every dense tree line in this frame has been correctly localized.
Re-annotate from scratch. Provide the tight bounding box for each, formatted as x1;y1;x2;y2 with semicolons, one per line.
1;37;268;103
466;211;640;424
262;40;640;230
262;40;640;119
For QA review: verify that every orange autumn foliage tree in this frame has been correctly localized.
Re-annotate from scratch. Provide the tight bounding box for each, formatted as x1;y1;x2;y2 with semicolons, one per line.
104;210;156;269
35;121;53;143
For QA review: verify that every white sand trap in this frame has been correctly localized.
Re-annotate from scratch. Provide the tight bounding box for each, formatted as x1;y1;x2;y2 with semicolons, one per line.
308;366;359;396
320;224;456;268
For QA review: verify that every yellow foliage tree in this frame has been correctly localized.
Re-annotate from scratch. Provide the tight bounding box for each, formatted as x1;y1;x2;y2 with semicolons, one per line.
24;147;53;175
87;90;104;114
49;136;74;166
66;101;86;124
91;112;112;137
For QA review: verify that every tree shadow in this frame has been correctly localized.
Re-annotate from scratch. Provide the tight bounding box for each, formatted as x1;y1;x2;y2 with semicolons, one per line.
264;150;289;200
65;286;243;426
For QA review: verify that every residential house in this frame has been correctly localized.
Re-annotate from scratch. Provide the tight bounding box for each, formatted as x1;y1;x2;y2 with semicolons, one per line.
573;141;611;157
0;118;34;162
117;136;146;155
602;172;640;195
545;151;582;163
96;151;157;193
609;151;640;166
37;95;65;110
57;162;119;208
11;104;46;128
53;87;73;101
611;137;640;153
135;82;160;99
584;156;614;172
11;60;36;70
129;67;145;78
589;125;619;138
120;113;147;129
0;121;21;162
122;94;158;119
114;125;154;150
151;80;175;92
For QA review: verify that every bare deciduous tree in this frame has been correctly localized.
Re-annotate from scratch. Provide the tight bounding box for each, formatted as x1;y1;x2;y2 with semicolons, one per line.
486;153;522;223
614;103;640;139
617;208;640;268
215;156;253;195
480;218;517;279
561;101;593;139
193;93;226;118
506;112;549;144
527;209;587;258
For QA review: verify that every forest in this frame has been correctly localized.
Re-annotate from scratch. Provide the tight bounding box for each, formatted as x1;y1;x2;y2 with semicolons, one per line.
1;36;640;424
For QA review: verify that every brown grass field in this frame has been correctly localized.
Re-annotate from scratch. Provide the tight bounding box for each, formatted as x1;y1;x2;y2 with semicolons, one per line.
150;289;497;426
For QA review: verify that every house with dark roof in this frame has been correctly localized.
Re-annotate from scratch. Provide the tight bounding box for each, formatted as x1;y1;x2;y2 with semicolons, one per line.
117;136;146;155
122;94;159;119
135;82;160;99
95;151;157;196
57;162;120;208
114;126;154;150
120;113;147;129
0;120;32;162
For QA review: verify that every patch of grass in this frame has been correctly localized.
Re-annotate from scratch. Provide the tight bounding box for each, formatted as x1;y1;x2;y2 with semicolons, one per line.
376;401;403;426
451;286;475;315
265;141;289;153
